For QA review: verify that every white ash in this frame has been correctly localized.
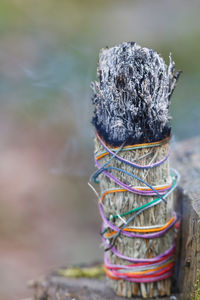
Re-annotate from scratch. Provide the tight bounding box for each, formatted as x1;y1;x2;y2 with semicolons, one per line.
91;42;181;146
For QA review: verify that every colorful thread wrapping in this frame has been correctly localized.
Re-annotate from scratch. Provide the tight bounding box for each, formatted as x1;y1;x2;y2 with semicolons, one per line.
91;132;180;283
95;131;170;169
104;244;175;282
100;178;177;221
99;203;177;239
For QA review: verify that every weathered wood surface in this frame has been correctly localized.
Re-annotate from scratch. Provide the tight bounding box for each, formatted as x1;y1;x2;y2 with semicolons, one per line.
29;136;200;300
30;274;179;300
171;136;200;299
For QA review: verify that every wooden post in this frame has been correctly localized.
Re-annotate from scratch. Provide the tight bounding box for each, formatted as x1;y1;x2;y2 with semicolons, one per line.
91;42;181;298
171;137;200;299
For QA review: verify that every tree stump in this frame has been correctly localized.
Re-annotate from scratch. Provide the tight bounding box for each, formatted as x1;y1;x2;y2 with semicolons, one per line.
29;136;200;300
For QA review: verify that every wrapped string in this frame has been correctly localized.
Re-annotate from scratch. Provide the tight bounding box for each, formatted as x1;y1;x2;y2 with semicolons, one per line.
99;203;177;239
90;132;180;283
100;177;177;221
104;244;175;283
95;131;170;169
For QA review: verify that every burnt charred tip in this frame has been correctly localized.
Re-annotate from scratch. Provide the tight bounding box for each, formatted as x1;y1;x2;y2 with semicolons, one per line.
91;42;180;146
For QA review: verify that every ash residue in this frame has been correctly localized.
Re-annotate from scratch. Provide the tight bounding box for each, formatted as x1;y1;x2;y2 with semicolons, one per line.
91;42;181;146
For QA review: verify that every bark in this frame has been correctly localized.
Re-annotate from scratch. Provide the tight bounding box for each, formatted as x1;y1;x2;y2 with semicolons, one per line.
171;136;200;299
30;273;179;300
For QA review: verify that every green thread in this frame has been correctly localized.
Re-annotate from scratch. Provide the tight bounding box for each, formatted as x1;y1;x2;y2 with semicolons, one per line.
101;178;176;236
107;178;176;221
96;138;169;159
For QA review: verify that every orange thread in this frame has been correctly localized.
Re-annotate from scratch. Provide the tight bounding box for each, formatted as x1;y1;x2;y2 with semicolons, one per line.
100;182;172;203
105;261;174;276
96;135;170;160
105;217;175;237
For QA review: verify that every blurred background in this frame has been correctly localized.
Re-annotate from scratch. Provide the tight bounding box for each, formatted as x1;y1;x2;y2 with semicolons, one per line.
0;0;199;299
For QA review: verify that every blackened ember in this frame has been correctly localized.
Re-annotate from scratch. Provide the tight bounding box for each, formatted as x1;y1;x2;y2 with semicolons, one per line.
91;42;181;146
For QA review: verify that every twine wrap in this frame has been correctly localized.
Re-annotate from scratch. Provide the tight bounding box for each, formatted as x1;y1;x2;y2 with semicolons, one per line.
91;132;180;284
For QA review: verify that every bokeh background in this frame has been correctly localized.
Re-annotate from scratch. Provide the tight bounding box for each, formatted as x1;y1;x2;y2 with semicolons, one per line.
0;0;200;299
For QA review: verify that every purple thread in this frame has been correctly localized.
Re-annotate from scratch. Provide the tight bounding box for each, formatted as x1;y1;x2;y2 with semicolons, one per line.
94;133;178;283
95;158;171;196
99;203;177;239
104;252;174;270
102;234;175;264
111;264;172;277
107;270;173;283
96;133;170;169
